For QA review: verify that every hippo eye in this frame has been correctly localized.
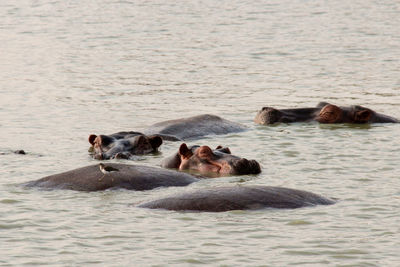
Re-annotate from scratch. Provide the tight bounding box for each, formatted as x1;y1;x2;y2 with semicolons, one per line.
198;151;210;159
197;146;213;159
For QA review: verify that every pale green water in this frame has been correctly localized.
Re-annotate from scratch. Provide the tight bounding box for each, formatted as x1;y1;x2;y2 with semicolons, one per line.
1;0;400;266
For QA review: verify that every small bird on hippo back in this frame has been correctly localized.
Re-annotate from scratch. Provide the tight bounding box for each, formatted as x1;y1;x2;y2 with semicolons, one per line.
98;163;119;181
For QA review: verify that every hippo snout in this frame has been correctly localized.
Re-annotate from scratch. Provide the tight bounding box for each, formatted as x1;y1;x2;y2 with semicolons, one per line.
255;107;282;125
233;158;261;175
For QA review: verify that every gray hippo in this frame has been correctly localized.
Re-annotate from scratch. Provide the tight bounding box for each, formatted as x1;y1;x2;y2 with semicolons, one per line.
24;163;199;191
88;114;247;160
143;114;247;141
161;144;261;176
138;185;335;212
88;132;163;160
255;102;399;125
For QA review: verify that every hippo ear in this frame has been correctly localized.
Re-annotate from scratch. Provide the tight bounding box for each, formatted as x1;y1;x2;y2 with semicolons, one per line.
317;104;342;123
216;145;222;149
354;109;372;122
149;135;163;149
88;134;97;145
178;143;193;159
317;102;330;108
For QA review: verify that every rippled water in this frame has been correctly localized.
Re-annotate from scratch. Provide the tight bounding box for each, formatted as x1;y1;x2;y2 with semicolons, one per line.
1;0;400;266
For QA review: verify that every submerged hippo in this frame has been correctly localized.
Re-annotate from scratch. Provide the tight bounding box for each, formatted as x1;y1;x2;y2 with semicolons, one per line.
138;185;335;212
161;143;261;176
143;114;247;141
255;102;399;125
24;163;199;191
88;132;163;160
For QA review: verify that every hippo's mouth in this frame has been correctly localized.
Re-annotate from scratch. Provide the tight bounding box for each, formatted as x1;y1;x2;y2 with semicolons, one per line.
232;158;261;175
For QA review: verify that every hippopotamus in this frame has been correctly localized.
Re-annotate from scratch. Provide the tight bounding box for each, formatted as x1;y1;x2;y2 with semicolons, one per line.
24;163;199;191
161;143;261;176
88;115;247;160
137;185;335;212
143;114;247;141
88;132;163;160
255;102;399;125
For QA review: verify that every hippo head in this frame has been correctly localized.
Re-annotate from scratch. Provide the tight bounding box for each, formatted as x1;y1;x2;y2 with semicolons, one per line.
316;104;373;123
88;134;163;160
163;143;261;176
349;105;375;123
254;107;283;125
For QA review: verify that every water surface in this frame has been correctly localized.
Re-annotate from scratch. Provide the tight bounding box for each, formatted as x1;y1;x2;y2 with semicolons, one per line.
1;0;400;266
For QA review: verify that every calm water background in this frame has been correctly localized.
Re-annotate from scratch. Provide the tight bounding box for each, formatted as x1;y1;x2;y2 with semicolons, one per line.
1;0;400;266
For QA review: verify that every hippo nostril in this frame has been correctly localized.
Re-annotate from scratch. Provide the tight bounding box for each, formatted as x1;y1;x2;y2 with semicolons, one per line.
233;158;246;169
241;158;249;164
239;158;248;166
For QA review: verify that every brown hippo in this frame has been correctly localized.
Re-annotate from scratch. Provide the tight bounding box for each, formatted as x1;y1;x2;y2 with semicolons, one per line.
255;102;399;125
24;163;199;191
143;114;247;141
161;144;261;176
138;185;335;212
88;132;163;160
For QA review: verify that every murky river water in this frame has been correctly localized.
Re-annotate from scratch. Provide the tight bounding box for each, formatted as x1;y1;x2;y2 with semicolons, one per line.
1;0;400;266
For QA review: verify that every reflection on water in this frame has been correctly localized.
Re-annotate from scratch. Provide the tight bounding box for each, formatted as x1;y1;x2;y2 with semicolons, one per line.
1;0;400;266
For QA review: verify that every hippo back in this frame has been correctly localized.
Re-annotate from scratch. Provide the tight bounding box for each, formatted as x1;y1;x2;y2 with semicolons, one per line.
144;114;247;140
24;163;199;191
138;185;335;212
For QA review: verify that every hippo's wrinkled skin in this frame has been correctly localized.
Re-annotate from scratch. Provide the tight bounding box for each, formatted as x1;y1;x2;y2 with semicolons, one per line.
144;114;247;141
161;143;261;176
24;163;199;191
88;132;163;160
138;185;335;212
255;102;399;125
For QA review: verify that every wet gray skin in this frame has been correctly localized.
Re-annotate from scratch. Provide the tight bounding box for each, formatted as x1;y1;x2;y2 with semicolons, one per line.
138;185;336;212
23;163;199;191
88;132;163;160
144;114;248;141
255;102;399;125
88;114;248;160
